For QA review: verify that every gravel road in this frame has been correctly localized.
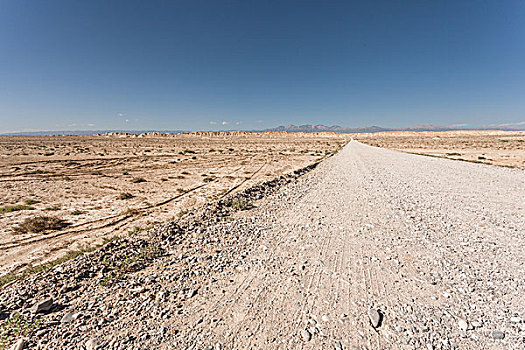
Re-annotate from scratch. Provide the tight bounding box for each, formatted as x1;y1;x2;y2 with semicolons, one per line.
2;140;524;349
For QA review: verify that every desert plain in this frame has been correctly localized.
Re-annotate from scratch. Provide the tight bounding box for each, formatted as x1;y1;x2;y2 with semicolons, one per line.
0;132;348;277
355;130;525;169
1;130;524;280
0;129;524;349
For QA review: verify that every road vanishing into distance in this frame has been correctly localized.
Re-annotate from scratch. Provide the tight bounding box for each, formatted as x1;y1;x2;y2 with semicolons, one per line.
184;141;524;349
3;141;524;349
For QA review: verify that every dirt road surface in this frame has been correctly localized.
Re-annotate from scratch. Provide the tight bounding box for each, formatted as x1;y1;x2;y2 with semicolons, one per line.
182;140;524;349
2;140;524;349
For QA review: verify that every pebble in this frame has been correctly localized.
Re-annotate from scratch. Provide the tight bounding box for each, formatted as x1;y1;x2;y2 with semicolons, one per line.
334;340;343;350
85;337;100;350
492;331;505;340
510;316;521;323
368;308;381;328
30;298;53;314
301;329;312;341
60;312;77;324
321;315;330;322
458;318;468;331
9;338;26;350
187;289;198;298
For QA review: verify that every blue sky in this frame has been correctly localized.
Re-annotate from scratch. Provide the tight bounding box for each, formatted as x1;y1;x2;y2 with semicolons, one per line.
0;1;524;132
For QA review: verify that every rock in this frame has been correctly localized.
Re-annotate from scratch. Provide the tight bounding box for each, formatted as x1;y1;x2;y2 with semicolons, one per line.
187;289;198;298
321;315;330;322
471;321;482;328
368;308;382;328
334;340;343;350
458;318;468;331
9;338;26;350
30;298;53;314
301;329;312;341
85;337;100;350
492;331;505;340
510;316;522;323
61;312;77;324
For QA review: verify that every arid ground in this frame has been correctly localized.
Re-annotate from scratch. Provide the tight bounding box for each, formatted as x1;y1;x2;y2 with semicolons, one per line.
0;132;348;277
1;139;523;349
355;130;525;169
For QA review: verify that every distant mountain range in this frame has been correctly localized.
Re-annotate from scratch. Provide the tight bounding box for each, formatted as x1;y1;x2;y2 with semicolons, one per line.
2;123;524;136
263;124;525;133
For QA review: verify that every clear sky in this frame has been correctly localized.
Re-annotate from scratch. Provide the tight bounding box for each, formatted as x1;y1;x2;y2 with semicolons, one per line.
1;1;524;133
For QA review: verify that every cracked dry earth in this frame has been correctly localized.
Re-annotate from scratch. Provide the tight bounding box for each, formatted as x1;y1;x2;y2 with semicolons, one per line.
3;140;525;349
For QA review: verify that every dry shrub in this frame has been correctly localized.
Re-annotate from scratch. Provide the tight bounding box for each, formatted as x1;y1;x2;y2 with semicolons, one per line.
14;216;68;234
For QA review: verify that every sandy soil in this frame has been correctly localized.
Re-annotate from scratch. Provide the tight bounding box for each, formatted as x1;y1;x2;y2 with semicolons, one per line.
354;130;525;169
0;132;349;276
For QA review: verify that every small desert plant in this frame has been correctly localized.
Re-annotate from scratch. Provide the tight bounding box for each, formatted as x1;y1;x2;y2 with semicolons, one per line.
99;243;162;286
181;171;191;175
14;216;68;234
118;192;134;200
71;209;84;215
44;205;61;211
203;176;215;183
122;171;129;175
230;197;253;211
130;177;147;183
24;199;40;205
124;208;140;216
0;205;34;214
177;209;190;218
43;152;54;156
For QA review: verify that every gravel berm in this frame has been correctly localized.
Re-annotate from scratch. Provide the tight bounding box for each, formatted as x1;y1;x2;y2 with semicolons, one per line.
1;140;524;349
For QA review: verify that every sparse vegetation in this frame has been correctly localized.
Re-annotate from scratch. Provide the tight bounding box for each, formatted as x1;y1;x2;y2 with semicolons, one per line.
229;197;253;211
14;216;68;234
128;225;153;234
177;209;190;217
0;133;347;274
118;192;134;200
131;177;147;183
124;208;140;216
0;312;42;348
0;204;34;214
100;243;162;286
45;205;61;211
